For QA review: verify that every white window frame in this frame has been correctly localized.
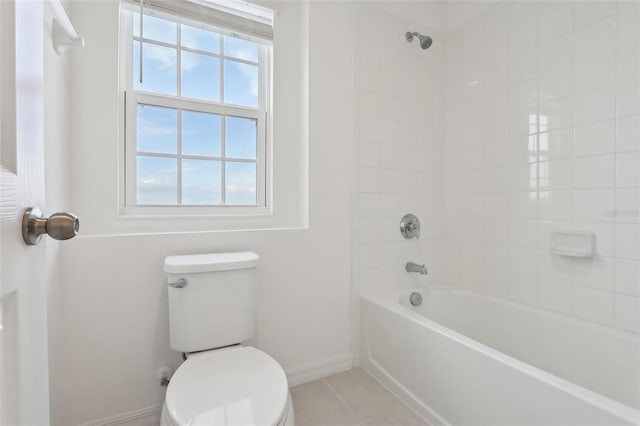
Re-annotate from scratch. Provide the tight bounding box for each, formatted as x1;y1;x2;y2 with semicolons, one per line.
119;3;272;217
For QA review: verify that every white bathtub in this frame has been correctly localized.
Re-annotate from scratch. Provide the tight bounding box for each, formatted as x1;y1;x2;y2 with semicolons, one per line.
360;287;640;425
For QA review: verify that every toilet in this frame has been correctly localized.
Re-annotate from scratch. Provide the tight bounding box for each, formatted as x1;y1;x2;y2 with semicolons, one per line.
160;252;294;426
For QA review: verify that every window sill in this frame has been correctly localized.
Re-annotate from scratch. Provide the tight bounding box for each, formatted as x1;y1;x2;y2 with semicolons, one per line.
75;224;309;239
119;204;272;218
83;202;308;236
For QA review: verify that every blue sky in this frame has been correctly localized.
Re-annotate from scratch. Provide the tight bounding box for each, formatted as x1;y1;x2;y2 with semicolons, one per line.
133;13;260;205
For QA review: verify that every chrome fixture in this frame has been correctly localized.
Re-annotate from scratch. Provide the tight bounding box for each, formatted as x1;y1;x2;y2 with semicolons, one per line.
406;262;428;275
405;31;433;50
22;207;79;246
157;365;173;387
168;278;188;289
400;213;421;239
409;291;423;306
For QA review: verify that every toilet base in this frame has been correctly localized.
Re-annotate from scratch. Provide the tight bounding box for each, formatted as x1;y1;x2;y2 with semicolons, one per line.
281;393;295;426
161;392;294;426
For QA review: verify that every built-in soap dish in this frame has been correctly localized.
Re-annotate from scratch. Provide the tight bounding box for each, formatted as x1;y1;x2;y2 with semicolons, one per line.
550;230;595;258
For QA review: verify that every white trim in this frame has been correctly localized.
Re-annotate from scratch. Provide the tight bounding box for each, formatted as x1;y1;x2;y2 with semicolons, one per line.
75;354;354;425
119;7;271;215
285;353;355;387
122;0;274;42
75;404;162;426
103;0;306;234
193;0;274;26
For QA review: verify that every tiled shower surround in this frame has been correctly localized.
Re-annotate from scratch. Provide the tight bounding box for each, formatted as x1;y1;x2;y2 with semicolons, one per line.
357;1;639;335
443;1;639;333
356;5;445;295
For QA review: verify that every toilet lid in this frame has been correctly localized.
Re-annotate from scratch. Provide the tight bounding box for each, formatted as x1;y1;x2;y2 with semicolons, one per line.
165;346;289;426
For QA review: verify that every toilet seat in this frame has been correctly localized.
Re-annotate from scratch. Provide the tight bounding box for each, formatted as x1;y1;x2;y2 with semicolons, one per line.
164;346;290;426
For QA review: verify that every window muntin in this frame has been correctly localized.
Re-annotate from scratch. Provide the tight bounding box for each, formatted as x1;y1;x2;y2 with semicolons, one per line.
134;103;258;205
123;8;269;210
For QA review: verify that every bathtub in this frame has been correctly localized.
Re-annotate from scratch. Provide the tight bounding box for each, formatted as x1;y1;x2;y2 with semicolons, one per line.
360;287;640;425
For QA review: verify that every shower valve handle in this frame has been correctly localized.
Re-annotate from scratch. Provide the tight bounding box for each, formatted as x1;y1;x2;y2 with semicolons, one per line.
400;213;421;239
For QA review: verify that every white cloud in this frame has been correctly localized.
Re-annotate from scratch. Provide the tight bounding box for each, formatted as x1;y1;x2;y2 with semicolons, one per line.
234;62;259;98
138;114;176;138
181;51;202;72
145;44;176;71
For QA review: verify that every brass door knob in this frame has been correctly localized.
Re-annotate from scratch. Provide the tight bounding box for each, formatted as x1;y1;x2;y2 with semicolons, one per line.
22;207;79;246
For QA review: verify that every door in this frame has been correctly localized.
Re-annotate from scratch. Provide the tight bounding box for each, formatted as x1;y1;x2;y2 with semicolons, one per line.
0;0;51;424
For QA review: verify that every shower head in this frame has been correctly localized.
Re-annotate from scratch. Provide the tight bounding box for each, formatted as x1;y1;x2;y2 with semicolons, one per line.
405;31;433;50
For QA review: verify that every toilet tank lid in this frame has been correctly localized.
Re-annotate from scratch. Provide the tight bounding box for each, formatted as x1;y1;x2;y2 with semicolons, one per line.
164;252;259;274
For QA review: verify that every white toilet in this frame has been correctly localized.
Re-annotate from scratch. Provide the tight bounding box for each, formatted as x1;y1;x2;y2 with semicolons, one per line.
160;252;294;426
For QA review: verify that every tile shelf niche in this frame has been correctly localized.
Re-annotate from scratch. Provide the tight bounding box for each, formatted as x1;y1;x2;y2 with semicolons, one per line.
551;230;596;258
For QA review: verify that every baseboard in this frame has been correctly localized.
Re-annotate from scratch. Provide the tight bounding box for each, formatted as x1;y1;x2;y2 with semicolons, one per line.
76;404;162;426
285;353;355;387
77;354;355;425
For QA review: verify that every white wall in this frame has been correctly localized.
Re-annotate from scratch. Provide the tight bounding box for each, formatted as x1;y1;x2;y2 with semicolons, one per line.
442;0;640;333
442;0;497;33
355;3;445;301
52;1;355;424
368;1;445;32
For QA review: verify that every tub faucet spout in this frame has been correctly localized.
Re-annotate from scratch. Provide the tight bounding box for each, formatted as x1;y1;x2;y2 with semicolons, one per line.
406;262;427;275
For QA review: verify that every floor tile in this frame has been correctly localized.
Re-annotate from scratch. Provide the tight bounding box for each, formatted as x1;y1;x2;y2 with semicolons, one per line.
324;368;404;423
290;379;357;426
361;406;429;426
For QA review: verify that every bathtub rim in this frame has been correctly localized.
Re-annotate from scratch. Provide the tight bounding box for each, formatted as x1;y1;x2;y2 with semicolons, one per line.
360;287;640;425
400;286;639;340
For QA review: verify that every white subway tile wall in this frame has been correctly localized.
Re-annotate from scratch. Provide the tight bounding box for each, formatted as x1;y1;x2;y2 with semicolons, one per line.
442;0;640;333
356;5;445;297
356;1;638;335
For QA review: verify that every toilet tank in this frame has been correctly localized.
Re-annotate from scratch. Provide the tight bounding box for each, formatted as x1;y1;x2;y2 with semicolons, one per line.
164;252;259;353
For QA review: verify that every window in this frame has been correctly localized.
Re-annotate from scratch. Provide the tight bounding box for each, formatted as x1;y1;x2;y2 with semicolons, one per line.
121;0;272;213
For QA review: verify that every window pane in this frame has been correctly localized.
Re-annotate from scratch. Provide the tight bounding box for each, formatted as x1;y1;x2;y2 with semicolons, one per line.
137;156;177;204
181;25;220;53
133;42;177;95
181;51;220;102
182;159;221;204
224;60;258;107
137;105;177;154
223;35;259;62
225;116;257;159
225;162;256;205
133;13;177;45
182;111;221;157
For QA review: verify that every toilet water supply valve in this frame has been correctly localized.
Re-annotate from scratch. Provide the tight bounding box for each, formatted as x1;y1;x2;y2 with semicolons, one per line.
157;366;174;387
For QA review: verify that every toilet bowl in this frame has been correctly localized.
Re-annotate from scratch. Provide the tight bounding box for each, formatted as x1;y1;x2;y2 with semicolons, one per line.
160;346;293;426
161;252;294;426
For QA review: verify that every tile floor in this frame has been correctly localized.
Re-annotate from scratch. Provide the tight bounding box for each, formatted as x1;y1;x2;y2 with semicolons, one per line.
290;368;428;426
